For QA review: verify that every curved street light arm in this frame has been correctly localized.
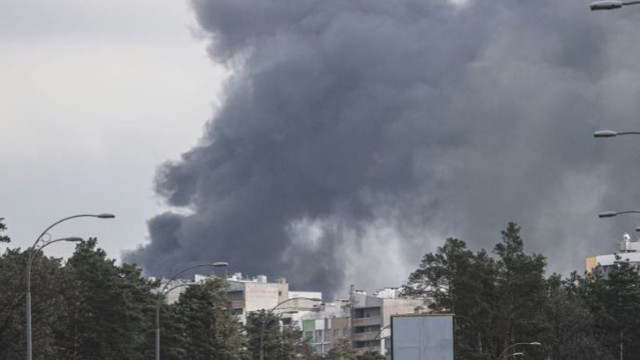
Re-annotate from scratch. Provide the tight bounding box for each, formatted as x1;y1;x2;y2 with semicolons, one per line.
27;237;83;278
160;263;227;294
373;325;391;340
156;283;196;308
615;210;640;216
259;297;322;360
30;214;114;250
496;342;540;360
599;210;640;218
591;0;640;10
165;283;195;295
594;130;640;138
271;296;323;312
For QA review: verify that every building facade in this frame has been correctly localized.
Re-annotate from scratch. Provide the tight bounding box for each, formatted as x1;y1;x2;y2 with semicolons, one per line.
298;287;426;357
586;234;640;275
157;274;426;358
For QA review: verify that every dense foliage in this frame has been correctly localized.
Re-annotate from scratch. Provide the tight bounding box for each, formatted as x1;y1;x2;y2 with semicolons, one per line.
0;225;373;359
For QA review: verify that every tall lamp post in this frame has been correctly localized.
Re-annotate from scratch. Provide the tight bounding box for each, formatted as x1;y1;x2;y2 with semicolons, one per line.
155;262;228;360
496;342;541;360
590;1;640;10
259;297;322;360
26;213;114;360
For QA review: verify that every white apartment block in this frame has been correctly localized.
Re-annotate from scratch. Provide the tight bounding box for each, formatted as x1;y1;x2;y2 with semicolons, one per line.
586;234;640;275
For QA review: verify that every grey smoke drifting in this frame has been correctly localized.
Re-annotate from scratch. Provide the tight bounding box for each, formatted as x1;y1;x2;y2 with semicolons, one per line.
125;0;640;297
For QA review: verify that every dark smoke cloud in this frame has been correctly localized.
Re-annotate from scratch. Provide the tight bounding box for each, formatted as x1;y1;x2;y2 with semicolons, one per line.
125;0;640;297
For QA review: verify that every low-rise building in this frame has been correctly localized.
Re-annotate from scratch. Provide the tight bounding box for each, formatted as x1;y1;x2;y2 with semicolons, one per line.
350;288;425;356
155;274;426;358
586;234;640;275
298;286;426;357
158;272;323;325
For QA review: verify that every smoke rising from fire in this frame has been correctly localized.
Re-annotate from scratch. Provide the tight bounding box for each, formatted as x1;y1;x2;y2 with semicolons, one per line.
125;0;640;297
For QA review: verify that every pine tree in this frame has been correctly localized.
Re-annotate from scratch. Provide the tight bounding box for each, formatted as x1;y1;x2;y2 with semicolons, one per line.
402;237;496;359
56;239;156;360
174;278;248;360
246;310;281;360
493;223;546;360
0;218;10;243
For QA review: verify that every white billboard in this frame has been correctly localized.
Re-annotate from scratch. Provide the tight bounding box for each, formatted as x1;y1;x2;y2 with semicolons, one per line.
391;314;454;360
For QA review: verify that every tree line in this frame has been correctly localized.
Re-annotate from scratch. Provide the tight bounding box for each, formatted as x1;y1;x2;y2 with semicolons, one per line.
402;222;640;360
3;218;639;359
0;219;380;360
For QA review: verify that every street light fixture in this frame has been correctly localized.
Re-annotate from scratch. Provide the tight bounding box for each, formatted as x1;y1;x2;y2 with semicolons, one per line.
599;210;640;218
496;342;541;360
155;262;228;360
26;213;114;360
590;1;640;10
594;130;640;138
259;297;322;360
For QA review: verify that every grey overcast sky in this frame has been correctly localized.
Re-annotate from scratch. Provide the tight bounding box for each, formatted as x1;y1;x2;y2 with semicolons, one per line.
4;0;640;297
0;0;226;260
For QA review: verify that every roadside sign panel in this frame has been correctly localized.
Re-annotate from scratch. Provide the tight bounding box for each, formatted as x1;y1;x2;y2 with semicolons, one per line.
391;314;454;360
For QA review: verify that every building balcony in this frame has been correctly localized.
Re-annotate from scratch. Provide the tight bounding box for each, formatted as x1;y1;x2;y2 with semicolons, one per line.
352;316;382;327
352;331;382;342
231;299;245;309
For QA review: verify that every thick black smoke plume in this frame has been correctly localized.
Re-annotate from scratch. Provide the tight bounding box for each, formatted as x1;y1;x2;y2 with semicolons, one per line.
126;0;640;297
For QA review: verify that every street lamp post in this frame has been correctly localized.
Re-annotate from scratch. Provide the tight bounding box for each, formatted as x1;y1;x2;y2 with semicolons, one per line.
26;213;114;360
372;325;391;357
259;310;298;360
590;1;640;10
496;342;541;360
155;262;228;360
259;297;322;360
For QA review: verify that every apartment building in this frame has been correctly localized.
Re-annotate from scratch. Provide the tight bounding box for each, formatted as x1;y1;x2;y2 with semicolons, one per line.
350;288;425;355
298;287;426;357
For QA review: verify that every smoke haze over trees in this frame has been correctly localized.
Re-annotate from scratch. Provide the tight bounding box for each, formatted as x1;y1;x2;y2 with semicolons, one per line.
126;0;640;296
